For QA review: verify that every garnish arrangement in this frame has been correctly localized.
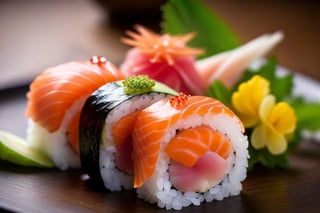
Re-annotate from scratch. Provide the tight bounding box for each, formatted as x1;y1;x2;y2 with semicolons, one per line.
1;0;320;210
160;0;320;170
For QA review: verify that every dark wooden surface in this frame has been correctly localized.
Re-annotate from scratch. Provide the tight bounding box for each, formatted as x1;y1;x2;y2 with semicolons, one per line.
0;137;319;213
1;1;320;212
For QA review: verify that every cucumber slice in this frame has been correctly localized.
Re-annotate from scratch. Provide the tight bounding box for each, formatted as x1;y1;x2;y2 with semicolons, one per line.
0;130;54;168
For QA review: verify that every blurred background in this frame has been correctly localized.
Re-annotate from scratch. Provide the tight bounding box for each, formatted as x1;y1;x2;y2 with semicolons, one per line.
0;0;319;90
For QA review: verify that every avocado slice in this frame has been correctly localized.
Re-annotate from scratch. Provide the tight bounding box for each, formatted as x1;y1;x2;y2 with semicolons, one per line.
0;130;54;168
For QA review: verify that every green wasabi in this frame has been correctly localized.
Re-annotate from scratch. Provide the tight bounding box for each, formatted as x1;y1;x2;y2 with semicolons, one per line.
120;75;178;96
122;75;156;95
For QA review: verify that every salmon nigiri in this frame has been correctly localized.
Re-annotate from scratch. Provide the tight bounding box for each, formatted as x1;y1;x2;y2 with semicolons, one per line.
26;56;125;169
131;93;248;210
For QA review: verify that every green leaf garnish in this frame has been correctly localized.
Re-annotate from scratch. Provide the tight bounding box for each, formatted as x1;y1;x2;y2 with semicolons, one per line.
291;98;320;132
206;80;232;108
248;145;288;170
162;0;240;58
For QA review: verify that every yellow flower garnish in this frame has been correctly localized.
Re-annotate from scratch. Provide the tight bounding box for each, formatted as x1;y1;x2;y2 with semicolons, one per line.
251;95;297;155
231;75;297;155
231;75;270;128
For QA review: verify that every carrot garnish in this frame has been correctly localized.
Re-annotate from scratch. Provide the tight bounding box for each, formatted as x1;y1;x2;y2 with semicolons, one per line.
121;25;204;65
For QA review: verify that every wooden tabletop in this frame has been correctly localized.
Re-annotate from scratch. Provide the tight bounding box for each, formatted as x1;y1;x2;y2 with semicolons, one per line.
0;1;320;212
0;142;319;213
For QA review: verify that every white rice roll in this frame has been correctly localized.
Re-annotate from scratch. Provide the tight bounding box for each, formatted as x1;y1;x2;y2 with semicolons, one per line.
132;94;249;210
79;77;178;191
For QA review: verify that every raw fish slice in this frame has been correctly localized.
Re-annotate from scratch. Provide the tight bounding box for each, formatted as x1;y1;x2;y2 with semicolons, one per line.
165;126;231;167
112;111;141;174
121;49;206;95
66;111;81;152
196;31;284;88
168;152;228;192
26;60;124;132
26;57;125;153
112;111;141;146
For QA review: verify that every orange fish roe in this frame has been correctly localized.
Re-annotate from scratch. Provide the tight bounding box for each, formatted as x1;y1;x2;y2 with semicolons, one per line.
90;56;107;65
169;92;189;109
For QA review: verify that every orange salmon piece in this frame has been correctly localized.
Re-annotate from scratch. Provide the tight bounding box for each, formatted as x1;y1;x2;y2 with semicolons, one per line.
165;125;231;167
26;59;125;153
111;110;142;175
112;111;141;146
67;111;81;153
165;126;212;167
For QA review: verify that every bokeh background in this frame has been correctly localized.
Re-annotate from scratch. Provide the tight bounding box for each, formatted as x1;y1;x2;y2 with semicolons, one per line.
1;0;319;90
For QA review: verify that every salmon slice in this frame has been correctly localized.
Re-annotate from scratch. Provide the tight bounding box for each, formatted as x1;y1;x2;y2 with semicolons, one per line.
26;58;125;153
67;111;81;153
165;125;231;167
111;111;141;175
132;95;243;188
112;111;141;146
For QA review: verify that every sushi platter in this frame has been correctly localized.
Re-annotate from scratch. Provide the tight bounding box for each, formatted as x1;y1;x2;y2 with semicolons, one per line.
0;80;320;212
0;68;319;213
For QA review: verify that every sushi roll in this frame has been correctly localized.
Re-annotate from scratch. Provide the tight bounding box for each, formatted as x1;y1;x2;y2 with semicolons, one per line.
79;76;178;191
25;56;125;170
132;93;249;210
